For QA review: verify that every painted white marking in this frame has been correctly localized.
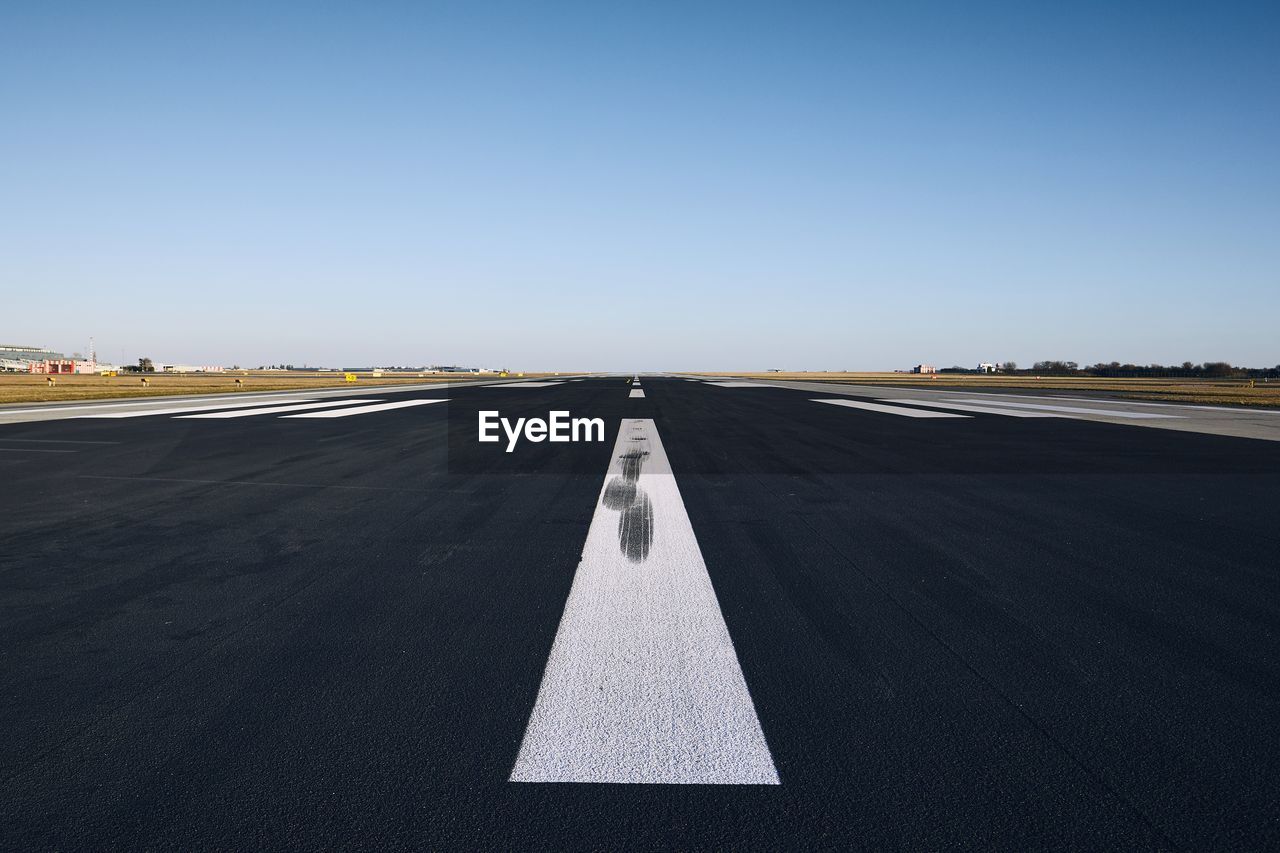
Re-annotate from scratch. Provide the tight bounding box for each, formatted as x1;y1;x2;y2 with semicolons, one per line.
496;382;564;388
5;395;309;416
511;418;778;785
175;400;379;419
878;399;1058;418
281;399;448;418
629;389;645;398
899;391;1280;415
0;438;116;444
813;399;969;418
705;381;770;387
945;399;1183;418
81;398;319;418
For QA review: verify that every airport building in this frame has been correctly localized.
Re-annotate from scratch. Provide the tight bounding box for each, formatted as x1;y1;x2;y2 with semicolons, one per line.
911;364;938;374
1;344;64;361
155;363;225;373
3;343;127;375
0;344;103;374
1;344;66;371
26;358;106;374
27;358;80;374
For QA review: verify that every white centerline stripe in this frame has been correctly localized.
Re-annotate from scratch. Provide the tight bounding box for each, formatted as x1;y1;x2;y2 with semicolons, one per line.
813;399;969;418
629;389;645;398
878;399;1058;418
944;398;1183;418
511;418;778;785
280;399;447;418
175;400;379;419
81;398;318;418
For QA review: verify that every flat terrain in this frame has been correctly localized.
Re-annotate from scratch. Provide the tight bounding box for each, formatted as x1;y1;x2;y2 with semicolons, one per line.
2;377;1277;848
0;370;563;404
699;371;1280;408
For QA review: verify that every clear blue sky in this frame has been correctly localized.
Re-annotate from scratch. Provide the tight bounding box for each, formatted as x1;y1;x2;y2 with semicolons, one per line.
2;1;1277;370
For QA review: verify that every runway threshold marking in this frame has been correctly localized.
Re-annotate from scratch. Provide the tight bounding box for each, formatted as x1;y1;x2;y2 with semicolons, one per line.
629;389;645;398
80;398;319;418
878;399;1058;418
174;400;379;419
280;399;447;418
510;418;778;785
814;399;969;418
945;398;1183;418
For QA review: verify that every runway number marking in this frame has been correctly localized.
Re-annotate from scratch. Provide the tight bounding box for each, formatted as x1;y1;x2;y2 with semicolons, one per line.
510;418;779;785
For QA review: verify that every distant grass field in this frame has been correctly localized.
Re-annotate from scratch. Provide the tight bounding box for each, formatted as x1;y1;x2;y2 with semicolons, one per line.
0;371;560;405
695;372;1280;408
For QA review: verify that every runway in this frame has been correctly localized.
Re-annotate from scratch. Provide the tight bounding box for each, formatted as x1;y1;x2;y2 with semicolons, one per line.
2;377;1277;848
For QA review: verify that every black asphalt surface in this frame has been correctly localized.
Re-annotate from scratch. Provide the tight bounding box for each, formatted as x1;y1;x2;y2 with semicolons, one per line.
2;378;1278;850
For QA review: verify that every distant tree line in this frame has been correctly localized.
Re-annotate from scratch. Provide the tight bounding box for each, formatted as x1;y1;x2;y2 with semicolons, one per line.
121;357;155;373
938;361;1280;379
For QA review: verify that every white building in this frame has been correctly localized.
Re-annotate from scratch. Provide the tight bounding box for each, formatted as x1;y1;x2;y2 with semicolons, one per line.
156;364;225;373
911;364;937;374
978;362;997;373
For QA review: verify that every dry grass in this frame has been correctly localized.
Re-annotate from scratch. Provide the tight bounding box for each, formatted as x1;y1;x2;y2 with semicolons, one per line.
0;371;560;405
693;372;1280;408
